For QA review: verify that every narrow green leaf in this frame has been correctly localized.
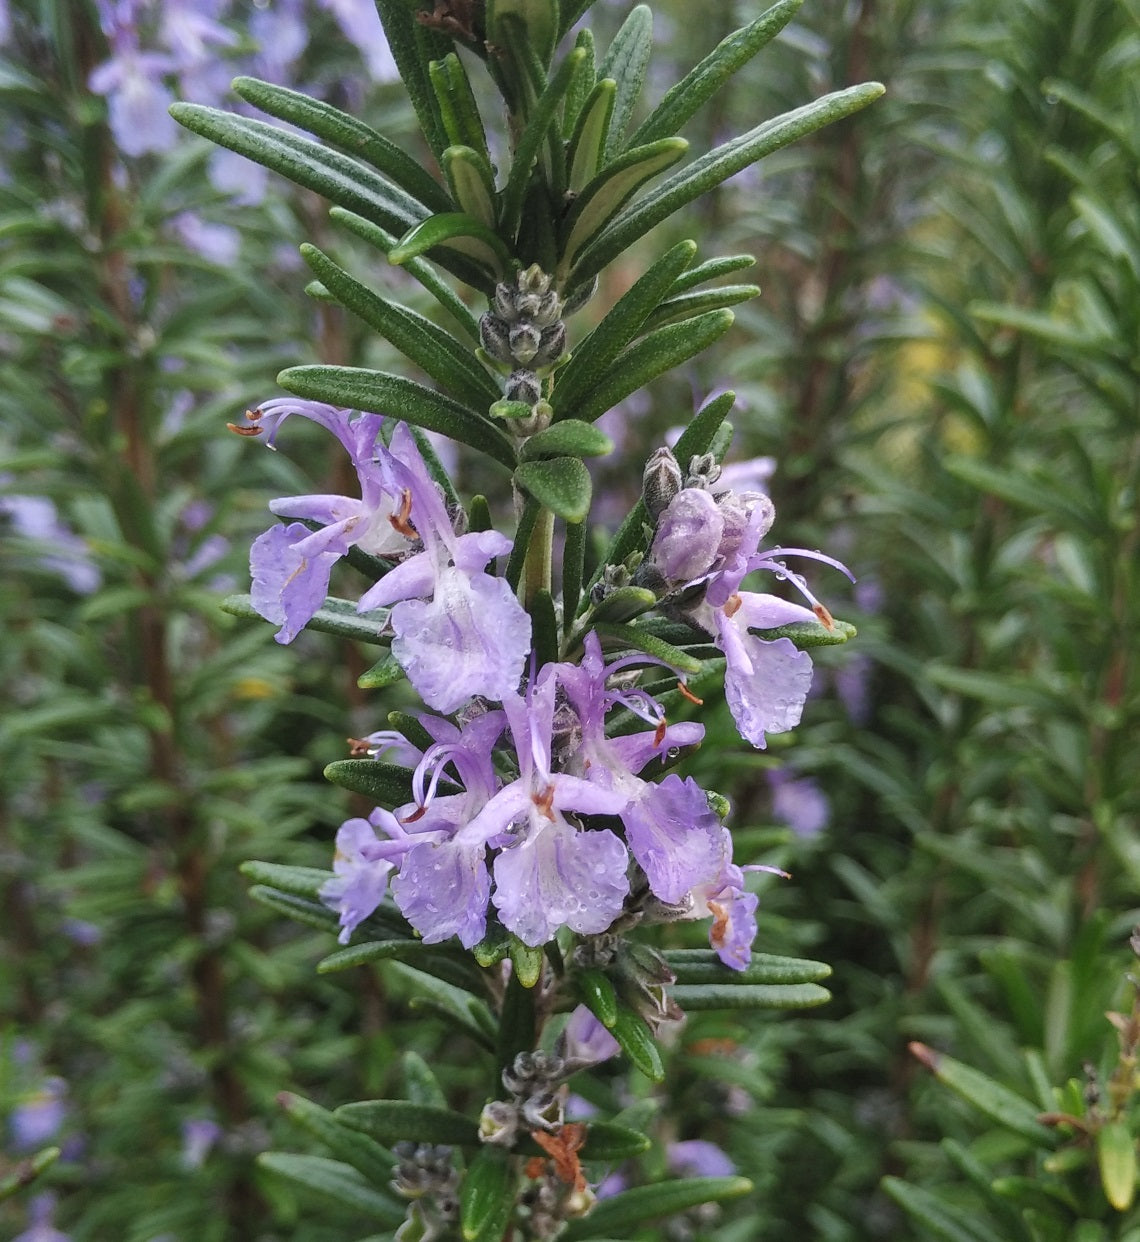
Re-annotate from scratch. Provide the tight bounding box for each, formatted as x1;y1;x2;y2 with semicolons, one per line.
357;651;406;690
1098;1121;1136;1211
388;711;437;754
277;365;516;468
629;0;805;146
520;419;614;459
560;138;689;273
388;212;513;287
755;619;856;648
329;208;480;342
578;968;619;1027
510;936;546;989
597;4;653;159
670;982;831;1010
500;47;586;242
514;457;592;523
486;0;558;65
324;758;460;806
562;519;586;633
338;1101;479;1148
570;82;885;286
663;949;832;985
400;1051;447;1110
529;588;560;668
566;78;616;191
578;1121;651;1161
562;1177;752;1240
669;253;756;293
0;1147;59;1202
317;940;484;994
569;309;734;426
552;238;697;418
587;586;658;625
909;1043;1057;1145
461;1145;513;1242
373;0;452;157
882;1177;1003;1242
592;622;702;675
442;145;499;228
240;861;334;901
278;1093;397;1185
169;103;427;236
644;283;760;331
609;1009;664;1081
230;76;452;213
248;886;342;934
430;55;492;160
300;244;500;408
562;28;596;139
257;1153;405;1224
221;592;390;644
505;494;542;591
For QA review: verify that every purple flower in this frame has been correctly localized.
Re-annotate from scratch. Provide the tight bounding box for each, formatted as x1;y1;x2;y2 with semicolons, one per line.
181;1118;222;1169
768;769;829;837
245;400;417;644
169;212;240;266
89;39;178;157
390;710;506;947
0;490;101;593
556;634;725;904
14;1194;70;1242
460;671;630;946
317;0;399;81
10;1078;67;1150
356;424;531;713
690;852;760;970
667;1139;736;1179
559;1006;621;1066
320;809;411;943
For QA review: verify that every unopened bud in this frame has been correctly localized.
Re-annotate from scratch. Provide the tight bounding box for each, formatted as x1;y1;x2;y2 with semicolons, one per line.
530;320;566;368
642;447;683;521
505;369;542;406
479;312;514;363
686;452;721;489
509;321;543;365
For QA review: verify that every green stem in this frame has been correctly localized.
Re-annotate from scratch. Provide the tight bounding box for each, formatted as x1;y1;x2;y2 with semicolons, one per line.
522;506;555;607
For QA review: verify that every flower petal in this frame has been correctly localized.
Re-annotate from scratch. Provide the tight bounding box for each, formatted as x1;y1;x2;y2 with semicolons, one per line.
622;775;725;904
250;522;338;643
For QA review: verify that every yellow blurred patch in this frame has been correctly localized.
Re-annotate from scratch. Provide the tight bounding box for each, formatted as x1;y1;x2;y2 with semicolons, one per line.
232;676;279;700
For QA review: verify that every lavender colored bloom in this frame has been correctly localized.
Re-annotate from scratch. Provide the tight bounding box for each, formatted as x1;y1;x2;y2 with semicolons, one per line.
250;0;308;81
207;148;269;206
318;0;399;80
667;1139;736;1179
0;491;101;593
170;212;240;266
159;0;237;69
768;768;829;837
14;1194;70;1242
181;1118;222;1169
461;671;630;946
356;425;530;713
0;0;10;46
557;634;724;904
10;1078;67;1150
390;711;506;947
89;44;178;157
559;1006;620;1066
246;400;417;644
320;808;412;943
690;852;759;970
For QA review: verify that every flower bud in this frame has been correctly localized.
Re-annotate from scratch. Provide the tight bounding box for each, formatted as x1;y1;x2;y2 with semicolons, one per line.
650;487;724;584
686;452;721;489
642;447;683;521
508;321;543;365
505;369;542;405
530;320;566;368
479;312;514;363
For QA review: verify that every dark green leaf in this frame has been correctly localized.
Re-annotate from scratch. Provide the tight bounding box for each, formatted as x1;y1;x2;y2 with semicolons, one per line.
324;759;460;806
277;1093;397;1185
882;1177;1004;1242
562;519;586;634
256;1153;405;1224
609;1009;664;1081
663;949;832;985
644;283;760;331
316;940;485;994
500;47;586;242
337;1101;479;1148
430;55;492;161
240;861;334;900
231;75;452;212
388;212;513;287
578;1121;651;1161
220;592;391;645
755;619;856;648
562;1177;752;1240
514;456;592;523
566;77;616;191
629;0;805;146
577;968;619;1027
570;82;885;286
277;365;516;467
329;207;480;341
520;419;614;459
529;588;560;668
569;309;734;426
169;103;426;235
510;936;546;989
669;253;756;293
299;244;500;408
248;886;342;934
0;1147;59;1202
562;28;597;140
670;982;831;1010
551;238;697;418
597;4;653;159
486;0;558;66
373;0;452;157
461;1145;514;1242
560;138;689;273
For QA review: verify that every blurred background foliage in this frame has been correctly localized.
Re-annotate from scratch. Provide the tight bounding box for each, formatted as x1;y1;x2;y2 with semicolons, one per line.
1;0;1138;1239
